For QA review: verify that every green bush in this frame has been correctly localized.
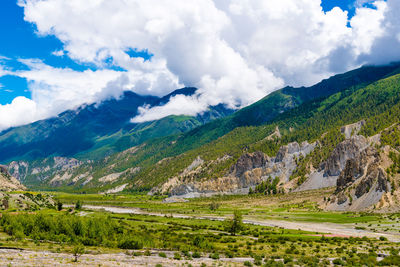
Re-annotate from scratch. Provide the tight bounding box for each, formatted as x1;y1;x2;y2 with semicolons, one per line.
192;251;201;258
118;238;143;250
209;252;220;259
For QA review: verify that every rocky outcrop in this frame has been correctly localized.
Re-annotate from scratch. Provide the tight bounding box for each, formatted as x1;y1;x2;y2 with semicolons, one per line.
298;135;371;192
324;135;369;176
340;120;366;139
230;152;269;177
354;163;388;198
157;141;316;198
8;157;83;183
8;161;29;181
323;137;390;211
0;165;26;191
336;158;363;192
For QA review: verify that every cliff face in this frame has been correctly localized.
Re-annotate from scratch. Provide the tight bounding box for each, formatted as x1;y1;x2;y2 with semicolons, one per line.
0;165;26;191
322;139;390;211
154;141;316;198
324;135;369;177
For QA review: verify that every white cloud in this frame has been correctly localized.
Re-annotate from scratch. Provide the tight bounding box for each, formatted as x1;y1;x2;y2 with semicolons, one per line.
0;0;398;130
51;50;65;57
17;59;126;116
356;0;400;64
0;59;129;131
0;97;38;130
132;94;208;123
351;1;387;56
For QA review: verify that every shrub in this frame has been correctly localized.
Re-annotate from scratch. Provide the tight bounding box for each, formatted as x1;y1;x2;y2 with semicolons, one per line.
332;258;344;265
192;251;201;258
72;244;85;262
209;252;220;259
158;252;167;258
118;238;143;250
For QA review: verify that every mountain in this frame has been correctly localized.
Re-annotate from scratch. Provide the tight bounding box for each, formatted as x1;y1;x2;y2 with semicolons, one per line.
0;87;233;163
8;62;400;207
137;66;400;212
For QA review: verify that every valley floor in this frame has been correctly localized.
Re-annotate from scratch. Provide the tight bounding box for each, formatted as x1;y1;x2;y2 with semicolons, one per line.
1;189;400;266
74;204;400;242
0;249;252;267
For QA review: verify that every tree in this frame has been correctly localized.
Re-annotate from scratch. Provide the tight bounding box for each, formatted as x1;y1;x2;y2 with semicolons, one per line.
75;200;82;210
57;201;63;211
72;244;85;262
226;210;244;236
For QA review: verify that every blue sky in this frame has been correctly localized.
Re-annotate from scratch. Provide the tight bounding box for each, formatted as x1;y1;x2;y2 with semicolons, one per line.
0;0;153;105
0;0;363;105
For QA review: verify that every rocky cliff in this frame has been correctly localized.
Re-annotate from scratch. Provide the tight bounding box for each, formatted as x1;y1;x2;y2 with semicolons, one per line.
153;141;316;198
0;165;26;191
322;138;391;211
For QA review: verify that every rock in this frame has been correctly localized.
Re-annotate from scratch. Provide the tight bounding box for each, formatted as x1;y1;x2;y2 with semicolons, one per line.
337;192;348;205
355;164;388;198
183;156;204;174
158;141;316;198
0;165;26;191
275;142;300;163
336;159;363;192
324;135;391;211
340;120;366;139
230;152;269;177
325;135;369;177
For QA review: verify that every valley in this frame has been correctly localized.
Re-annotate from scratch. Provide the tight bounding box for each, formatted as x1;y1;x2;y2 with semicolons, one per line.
1;64;400;265
1;191;400;266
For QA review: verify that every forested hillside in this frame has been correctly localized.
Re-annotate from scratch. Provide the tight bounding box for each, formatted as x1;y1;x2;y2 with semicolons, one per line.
10;63;400;200
0;88;233;163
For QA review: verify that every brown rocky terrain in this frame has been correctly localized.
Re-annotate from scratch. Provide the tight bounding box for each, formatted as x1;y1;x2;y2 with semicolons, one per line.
0;164;25;191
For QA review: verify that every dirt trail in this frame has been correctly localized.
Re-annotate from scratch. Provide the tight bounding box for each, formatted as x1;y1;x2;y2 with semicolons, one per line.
79;205;400;242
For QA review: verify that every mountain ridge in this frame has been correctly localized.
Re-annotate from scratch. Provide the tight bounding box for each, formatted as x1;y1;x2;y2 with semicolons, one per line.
0;87;233;163
6;63;400;206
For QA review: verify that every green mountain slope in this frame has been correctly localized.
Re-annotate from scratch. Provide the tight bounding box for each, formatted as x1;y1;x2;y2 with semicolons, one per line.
14;64;400;193
127;71;400;190
0;89;233;163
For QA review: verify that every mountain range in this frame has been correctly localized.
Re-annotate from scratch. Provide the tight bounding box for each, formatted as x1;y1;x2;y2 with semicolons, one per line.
2;62;400;211
0;87;233;163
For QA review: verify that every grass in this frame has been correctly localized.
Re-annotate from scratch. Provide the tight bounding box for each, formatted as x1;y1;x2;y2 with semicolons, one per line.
1;190;400;265
0;208;394;260
51;188;384;224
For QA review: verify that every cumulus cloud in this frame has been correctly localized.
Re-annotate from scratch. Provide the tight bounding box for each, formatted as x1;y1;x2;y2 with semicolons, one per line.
0;0;399;130
0;96;38;130
356;0;400;64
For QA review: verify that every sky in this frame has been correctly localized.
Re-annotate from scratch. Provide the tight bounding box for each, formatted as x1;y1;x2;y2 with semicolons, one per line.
0;0;399;131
